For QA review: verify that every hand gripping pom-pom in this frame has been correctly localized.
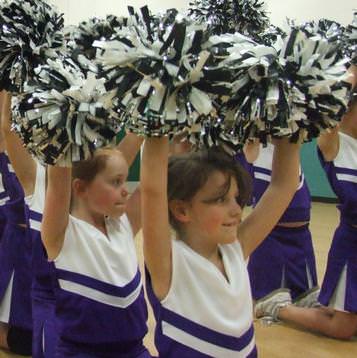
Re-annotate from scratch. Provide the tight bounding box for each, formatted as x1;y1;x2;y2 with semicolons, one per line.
94;6;234;137
0;0;64;93
199;28;352;148
12;57;119;165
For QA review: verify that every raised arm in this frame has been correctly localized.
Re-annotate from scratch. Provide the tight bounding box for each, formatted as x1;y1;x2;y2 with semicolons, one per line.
319;64;357;161
237;138;300;258
141;137;172;300
0;91;36;196
41;166;72;261
243;139;260;164
116;132;144;236
317;126;339;162
349;63;357;88
116;132;143;167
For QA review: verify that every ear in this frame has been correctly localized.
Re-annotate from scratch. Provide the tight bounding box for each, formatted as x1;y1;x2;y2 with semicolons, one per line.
169;199;191;224
72;178;87;198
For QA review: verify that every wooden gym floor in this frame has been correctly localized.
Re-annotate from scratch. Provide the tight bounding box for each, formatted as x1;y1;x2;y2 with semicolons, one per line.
1;202;356;357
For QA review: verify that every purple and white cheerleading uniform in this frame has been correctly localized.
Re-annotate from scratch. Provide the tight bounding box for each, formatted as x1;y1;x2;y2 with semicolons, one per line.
0;166;6;243
52;213;149;357
25;162;58;357
318;132;357;312
246;144;317;300
146;239;257;358
0;152;32;330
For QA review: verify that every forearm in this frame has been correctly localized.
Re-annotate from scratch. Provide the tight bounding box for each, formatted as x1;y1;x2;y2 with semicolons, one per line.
141;137;169;194
270;138;300;193
117;132;144;167
348;64;357;88
0;90;36;195
141;137;172;299
317;126;339;162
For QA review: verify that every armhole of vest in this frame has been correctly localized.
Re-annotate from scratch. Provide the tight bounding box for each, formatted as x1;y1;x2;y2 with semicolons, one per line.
52;215;73;263
159;238;177;305
316;146;329;166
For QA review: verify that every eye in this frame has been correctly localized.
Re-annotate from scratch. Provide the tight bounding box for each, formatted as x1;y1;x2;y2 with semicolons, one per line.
113;178;122;186
215;195;227;203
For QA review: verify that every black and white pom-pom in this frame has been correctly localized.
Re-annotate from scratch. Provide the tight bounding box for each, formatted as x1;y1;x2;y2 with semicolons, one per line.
278;26;351;140
289;18;348;62
94;6;234;137
196;32;279;147
197;28;351;147
257;24;286;46
346;11;357;65
12;57;119;165
0;0;64;93
64;15;127;63
188;0;270;39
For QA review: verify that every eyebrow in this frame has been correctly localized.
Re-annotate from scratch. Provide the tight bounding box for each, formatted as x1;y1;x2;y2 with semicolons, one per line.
110;173;126;179
201;180;231;200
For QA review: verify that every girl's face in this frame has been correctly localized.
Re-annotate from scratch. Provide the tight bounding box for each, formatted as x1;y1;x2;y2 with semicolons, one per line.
84;153;129;218
185;170;242;245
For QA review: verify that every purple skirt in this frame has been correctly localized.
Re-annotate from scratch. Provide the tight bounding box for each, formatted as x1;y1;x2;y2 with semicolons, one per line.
0;214;6;241
248;224;318;300
32;297;59;358
55;339;152;358
319;221;357;313
0;223;32;329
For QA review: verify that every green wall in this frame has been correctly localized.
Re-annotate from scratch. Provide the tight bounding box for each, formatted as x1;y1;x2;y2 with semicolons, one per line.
301;140;336;199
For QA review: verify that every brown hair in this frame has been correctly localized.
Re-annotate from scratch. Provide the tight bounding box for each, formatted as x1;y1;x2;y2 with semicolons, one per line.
72;147;124;182
168;147;252;231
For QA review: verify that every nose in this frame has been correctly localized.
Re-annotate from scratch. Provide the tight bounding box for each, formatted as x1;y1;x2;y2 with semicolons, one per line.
121;184;129;198
230;198;242;217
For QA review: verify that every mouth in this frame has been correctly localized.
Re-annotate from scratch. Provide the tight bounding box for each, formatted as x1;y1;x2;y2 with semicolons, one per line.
222;222;238;227
115;202;126;207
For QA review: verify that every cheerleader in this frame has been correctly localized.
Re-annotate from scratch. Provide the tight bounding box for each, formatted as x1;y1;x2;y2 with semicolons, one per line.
40;133;150;357
255;64;357;340
0;93;32;356
242;140;318;307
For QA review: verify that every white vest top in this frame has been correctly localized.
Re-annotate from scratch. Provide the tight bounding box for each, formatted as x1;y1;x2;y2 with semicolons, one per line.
157;239;256;357
55;214;142;308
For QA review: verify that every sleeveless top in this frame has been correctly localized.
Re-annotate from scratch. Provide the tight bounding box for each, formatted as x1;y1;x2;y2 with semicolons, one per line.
53;213;148;350
0;152;26;225
318;132;357;225
24;162;55;300
146;239;257;357
252;143;311;222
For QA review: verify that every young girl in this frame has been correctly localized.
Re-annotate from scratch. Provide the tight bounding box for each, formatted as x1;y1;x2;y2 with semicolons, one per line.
141;135;301;357
243;140;318;306
41;133;150;357
0;93;32;356
1;90;59;357
255;65;357;340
